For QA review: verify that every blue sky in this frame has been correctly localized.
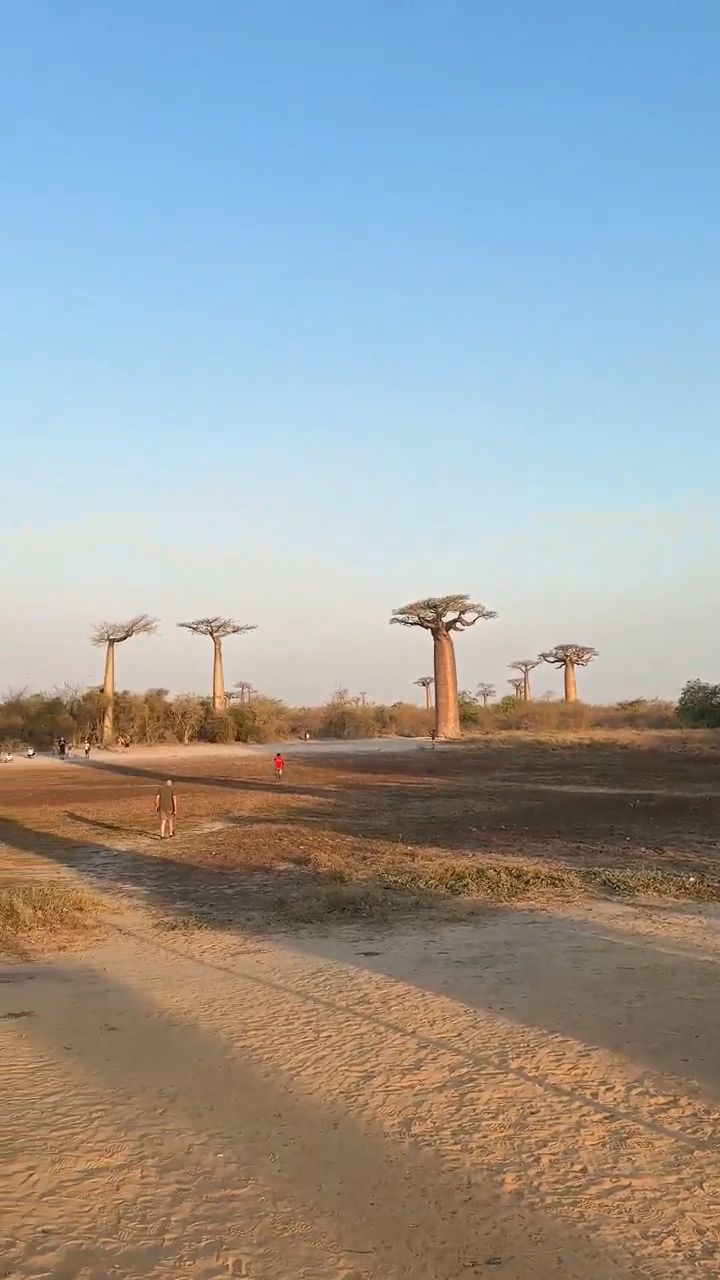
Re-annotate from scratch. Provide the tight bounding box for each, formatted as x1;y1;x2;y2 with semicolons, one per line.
1;1;718;703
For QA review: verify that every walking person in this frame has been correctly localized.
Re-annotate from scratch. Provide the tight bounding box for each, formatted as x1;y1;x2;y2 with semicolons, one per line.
273;751;285;782
155;779;178;838
58;736;66;761
84;739;91;760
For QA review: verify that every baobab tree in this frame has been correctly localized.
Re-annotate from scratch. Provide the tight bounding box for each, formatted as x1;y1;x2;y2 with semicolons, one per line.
391;595;497;738
539;643;598;703
233;680;255;705
178;617;256;712
90;614;158;745
414;676;434;710
477;682;495;708
508;677;525;700
509;658;541;702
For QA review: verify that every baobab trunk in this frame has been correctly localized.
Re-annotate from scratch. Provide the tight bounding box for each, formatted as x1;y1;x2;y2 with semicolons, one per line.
212;639;226;712
433;629;460;738
424;684;432;710
564;662;577;703
523;671;530;701
101;642;115;745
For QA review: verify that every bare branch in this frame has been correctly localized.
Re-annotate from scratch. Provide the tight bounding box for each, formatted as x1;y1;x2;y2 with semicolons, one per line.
90;614;158;646
414;676;434;689
177;616;257;641
539;644;598;669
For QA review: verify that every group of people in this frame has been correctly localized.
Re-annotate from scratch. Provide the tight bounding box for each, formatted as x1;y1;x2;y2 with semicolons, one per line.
54;737;93;760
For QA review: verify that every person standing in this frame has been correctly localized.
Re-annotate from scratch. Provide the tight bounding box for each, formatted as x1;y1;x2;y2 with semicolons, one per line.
84;739;91;760
155;779;178;838
58;736;66;761
273;752;285;782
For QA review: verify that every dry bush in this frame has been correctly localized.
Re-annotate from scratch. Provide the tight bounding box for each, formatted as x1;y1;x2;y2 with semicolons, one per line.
479;699;676;734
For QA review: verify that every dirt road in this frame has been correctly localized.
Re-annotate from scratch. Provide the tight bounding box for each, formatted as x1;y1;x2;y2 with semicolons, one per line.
4;900;720;1280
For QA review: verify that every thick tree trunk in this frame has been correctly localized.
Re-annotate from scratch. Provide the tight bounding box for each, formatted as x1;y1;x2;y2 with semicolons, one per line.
564;661;577;703
101;642;115;745
212;638;226;711
523;671;530;701
433;629;460;738
425;685;431;711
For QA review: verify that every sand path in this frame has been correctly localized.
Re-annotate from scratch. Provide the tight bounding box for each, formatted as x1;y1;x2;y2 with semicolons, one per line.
4;899;720;1279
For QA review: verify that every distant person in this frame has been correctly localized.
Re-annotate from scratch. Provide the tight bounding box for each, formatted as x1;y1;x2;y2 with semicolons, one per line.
273;752;285;782
429;728;437;749
304;730;311;742
58;736;67;760
84;740;91;760
26;746;35;760
156;779;177;838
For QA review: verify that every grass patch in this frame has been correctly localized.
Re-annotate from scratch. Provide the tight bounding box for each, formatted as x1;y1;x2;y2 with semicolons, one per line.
273;883;401;924
154;913;211;932
0;882;97;946
588;866;720;901
381;857;582;901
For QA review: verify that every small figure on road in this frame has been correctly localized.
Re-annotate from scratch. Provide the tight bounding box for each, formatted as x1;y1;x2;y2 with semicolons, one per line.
26;746;35;760
84;739;91;760
156;779;178;838
429;728;437;749
58;736;67;760
273;752;285;782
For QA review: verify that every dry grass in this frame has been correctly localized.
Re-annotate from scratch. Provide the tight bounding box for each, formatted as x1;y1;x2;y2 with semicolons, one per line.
3;734;720;933
0;882;98;955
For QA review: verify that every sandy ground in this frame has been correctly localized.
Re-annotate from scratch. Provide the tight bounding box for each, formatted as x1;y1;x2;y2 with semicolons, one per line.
3;900;720;1279
4;741;720;1278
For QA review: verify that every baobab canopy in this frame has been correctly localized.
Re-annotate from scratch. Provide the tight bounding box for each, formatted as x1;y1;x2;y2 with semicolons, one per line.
391;595;497;633
90;615;158;646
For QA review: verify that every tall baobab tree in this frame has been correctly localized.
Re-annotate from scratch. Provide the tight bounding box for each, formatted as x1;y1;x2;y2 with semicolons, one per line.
510;658;541;702
477;682;495;708
178;617;256;712
414;676;435;710
391;595;497;738
539;644;598;703
508;677;525;700
90;614;158;745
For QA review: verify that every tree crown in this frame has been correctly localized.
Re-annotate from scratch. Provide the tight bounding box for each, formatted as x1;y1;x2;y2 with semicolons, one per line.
90;615;158;646
177;616;257;641
508;677;525;691
510;658;541;674
414;676;434;688
391;595;497;633
539;644;598;668
477;682;495;696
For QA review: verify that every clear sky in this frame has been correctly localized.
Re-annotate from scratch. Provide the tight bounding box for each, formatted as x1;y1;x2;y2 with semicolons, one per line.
2;1;719;705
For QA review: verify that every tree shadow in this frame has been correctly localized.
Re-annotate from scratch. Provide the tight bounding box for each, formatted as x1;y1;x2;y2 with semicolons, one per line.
1;957;670;1279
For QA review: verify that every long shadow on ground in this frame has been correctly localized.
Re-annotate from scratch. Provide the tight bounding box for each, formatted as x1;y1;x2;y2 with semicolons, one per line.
5;958;651;1280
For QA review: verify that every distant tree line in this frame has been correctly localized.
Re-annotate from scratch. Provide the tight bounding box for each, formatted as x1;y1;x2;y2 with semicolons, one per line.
0;686;434;750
